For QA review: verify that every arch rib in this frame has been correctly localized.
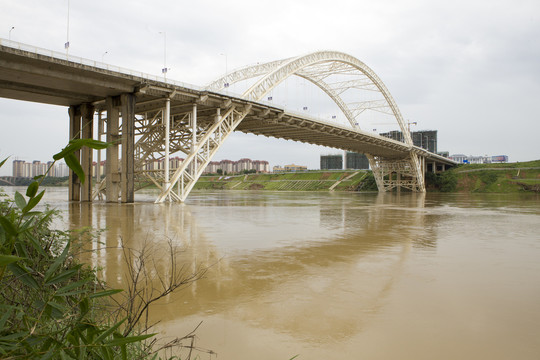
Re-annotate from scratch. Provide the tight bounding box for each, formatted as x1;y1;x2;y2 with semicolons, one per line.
205;51;425;194
207;51;412;145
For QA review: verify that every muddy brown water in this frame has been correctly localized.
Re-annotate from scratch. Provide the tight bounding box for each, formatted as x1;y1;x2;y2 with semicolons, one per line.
5;187;540;359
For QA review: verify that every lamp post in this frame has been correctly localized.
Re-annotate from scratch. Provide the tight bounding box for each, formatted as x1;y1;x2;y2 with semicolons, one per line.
9;26;14;40
159;31;167;82
101;51;108;62
65;0;70;56
220;53;229;88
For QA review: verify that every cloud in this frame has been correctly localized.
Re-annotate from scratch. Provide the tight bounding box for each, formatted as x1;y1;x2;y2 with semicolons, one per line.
1;0;539;176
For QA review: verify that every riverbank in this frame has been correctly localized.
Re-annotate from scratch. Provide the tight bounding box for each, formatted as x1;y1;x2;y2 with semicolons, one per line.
193;170;377;192
194;160;540;194
427;159;540;193
4;160;539;194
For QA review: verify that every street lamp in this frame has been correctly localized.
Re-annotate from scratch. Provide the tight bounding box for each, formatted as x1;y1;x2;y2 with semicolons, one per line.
101;51;108;62
220;53;228;88
9;26;14;40
159;31;168;81
65;0;70;56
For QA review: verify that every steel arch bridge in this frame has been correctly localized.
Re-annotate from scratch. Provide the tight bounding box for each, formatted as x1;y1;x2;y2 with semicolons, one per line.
0;42;456;203
149;51;425;202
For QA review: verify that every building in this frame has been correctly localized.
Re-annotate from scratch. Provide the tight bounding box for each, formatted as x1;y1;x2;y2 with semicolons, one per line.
379;129;438;153
12;159;74;178
220;159;235;174
449;154;468;163
467;156;488;164
205;161;220;174
12;160;49;178
449;154;508;164
320;154;343;170
284;164;307;172
345;152;370;170
92;161;106;178
379;130;404;142
202;158;270;174
31;161;47;177
55;162;69;177
236;158;253;172
253;160;270;173
437;151;450;158
12;160;25;177
411;130;437;153
169;156;184;170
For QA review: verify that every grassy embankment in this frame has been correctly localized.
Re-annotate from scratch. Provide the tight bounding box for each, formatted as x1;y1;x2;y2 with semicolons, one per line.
195;160;540;194
9;160;539;193
427;160;540;193
193;170;377;192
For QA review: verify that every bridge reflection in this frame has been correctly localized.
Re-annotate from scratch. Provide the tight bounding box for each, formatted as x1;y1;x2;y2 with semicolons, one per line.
70;192;437;342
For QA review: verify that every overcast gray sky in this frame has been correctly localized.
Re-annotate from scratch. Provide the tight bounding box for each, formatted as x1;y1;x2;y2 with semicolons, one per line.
1;0;539;175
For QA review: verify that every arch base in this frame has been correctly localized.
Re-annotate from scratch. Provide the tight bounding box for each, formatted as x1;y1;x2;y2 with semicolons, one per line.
367;154;425;193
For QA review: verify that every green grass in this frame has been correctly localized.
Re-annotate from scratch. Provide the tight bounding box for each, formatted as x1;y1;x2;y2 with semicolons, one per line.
455;159;540;171
194;170;372;192
450;161;540;193
196;161;540;194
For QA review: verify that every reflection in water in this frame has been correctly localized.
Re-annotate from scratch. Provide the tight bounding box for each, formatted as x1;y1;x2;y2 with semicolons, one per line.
68;192;431;352
3;187;539;359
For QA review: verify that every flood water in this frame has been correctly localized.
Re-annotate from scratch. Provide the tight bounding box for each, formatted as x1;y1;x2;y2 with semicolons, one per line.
4;187;540;359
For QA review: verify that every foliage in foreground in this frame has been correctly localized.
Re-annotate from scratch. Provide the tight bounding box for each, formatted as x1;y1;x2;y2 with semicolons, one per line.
0;139;208;359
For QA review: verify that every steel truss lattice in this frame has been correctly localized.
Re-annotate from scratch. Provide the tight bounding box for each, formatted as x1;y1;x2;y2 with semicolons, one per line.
141;51;425;202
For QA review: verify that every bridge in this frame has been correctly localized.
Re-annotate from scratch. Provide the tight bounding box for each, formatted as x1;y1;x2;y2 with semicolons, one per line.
0;177;16;186
0;39;456;203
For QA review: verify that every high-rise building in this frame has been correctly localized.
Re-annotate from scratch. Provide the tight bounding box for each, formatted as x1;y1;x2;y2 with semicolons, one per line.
320;154;343;170
345;152;370;169
253;160;270;173
12;160;25;177
236;158;253;172
220;159;234;174
378;130;438;153
411;130;437;153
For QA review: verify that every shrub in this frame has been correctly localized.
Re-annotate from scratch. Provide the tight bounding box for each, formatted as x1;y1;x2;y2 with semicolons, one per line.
0;140;207;359
425;171;457;192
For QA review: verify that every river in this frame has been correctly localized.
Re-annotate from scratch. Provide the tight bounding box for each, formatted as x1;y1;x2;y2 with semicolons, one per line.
3;187;540;359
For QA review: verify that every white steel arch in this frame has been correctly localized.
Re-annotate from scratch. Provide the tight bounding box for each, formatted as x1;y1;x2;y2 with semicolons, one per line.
207;51;413;145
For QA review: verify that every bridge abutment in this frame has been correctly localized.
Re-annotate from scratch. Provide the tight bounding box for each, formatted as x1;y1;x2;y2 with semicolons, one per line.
105;96;120;202
120;93;135;203
68;105;81;201
68;94;135;204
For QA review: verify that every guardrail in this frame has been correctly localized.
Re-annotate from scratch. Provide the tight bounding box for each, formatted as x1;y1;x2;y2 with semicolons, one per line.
0;38;202;91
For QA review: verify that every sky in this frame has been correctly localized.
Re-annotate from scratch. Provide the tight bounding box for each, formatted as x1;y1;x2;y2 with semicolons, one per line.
1;0;539;175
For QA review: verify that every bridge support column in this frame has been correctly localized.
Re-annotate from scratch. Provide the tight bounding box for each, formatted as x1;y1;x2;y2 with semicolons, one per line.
120;93;135;203
80;103;94;202
105;96;120;202
191;103;198;175
95;111;105;199
163;98;171;195
68;105;81;201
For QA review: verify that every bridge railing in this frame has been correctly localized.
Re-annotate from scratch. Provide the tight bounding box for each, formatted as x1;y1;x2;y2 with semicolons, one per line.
0;38;202;92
